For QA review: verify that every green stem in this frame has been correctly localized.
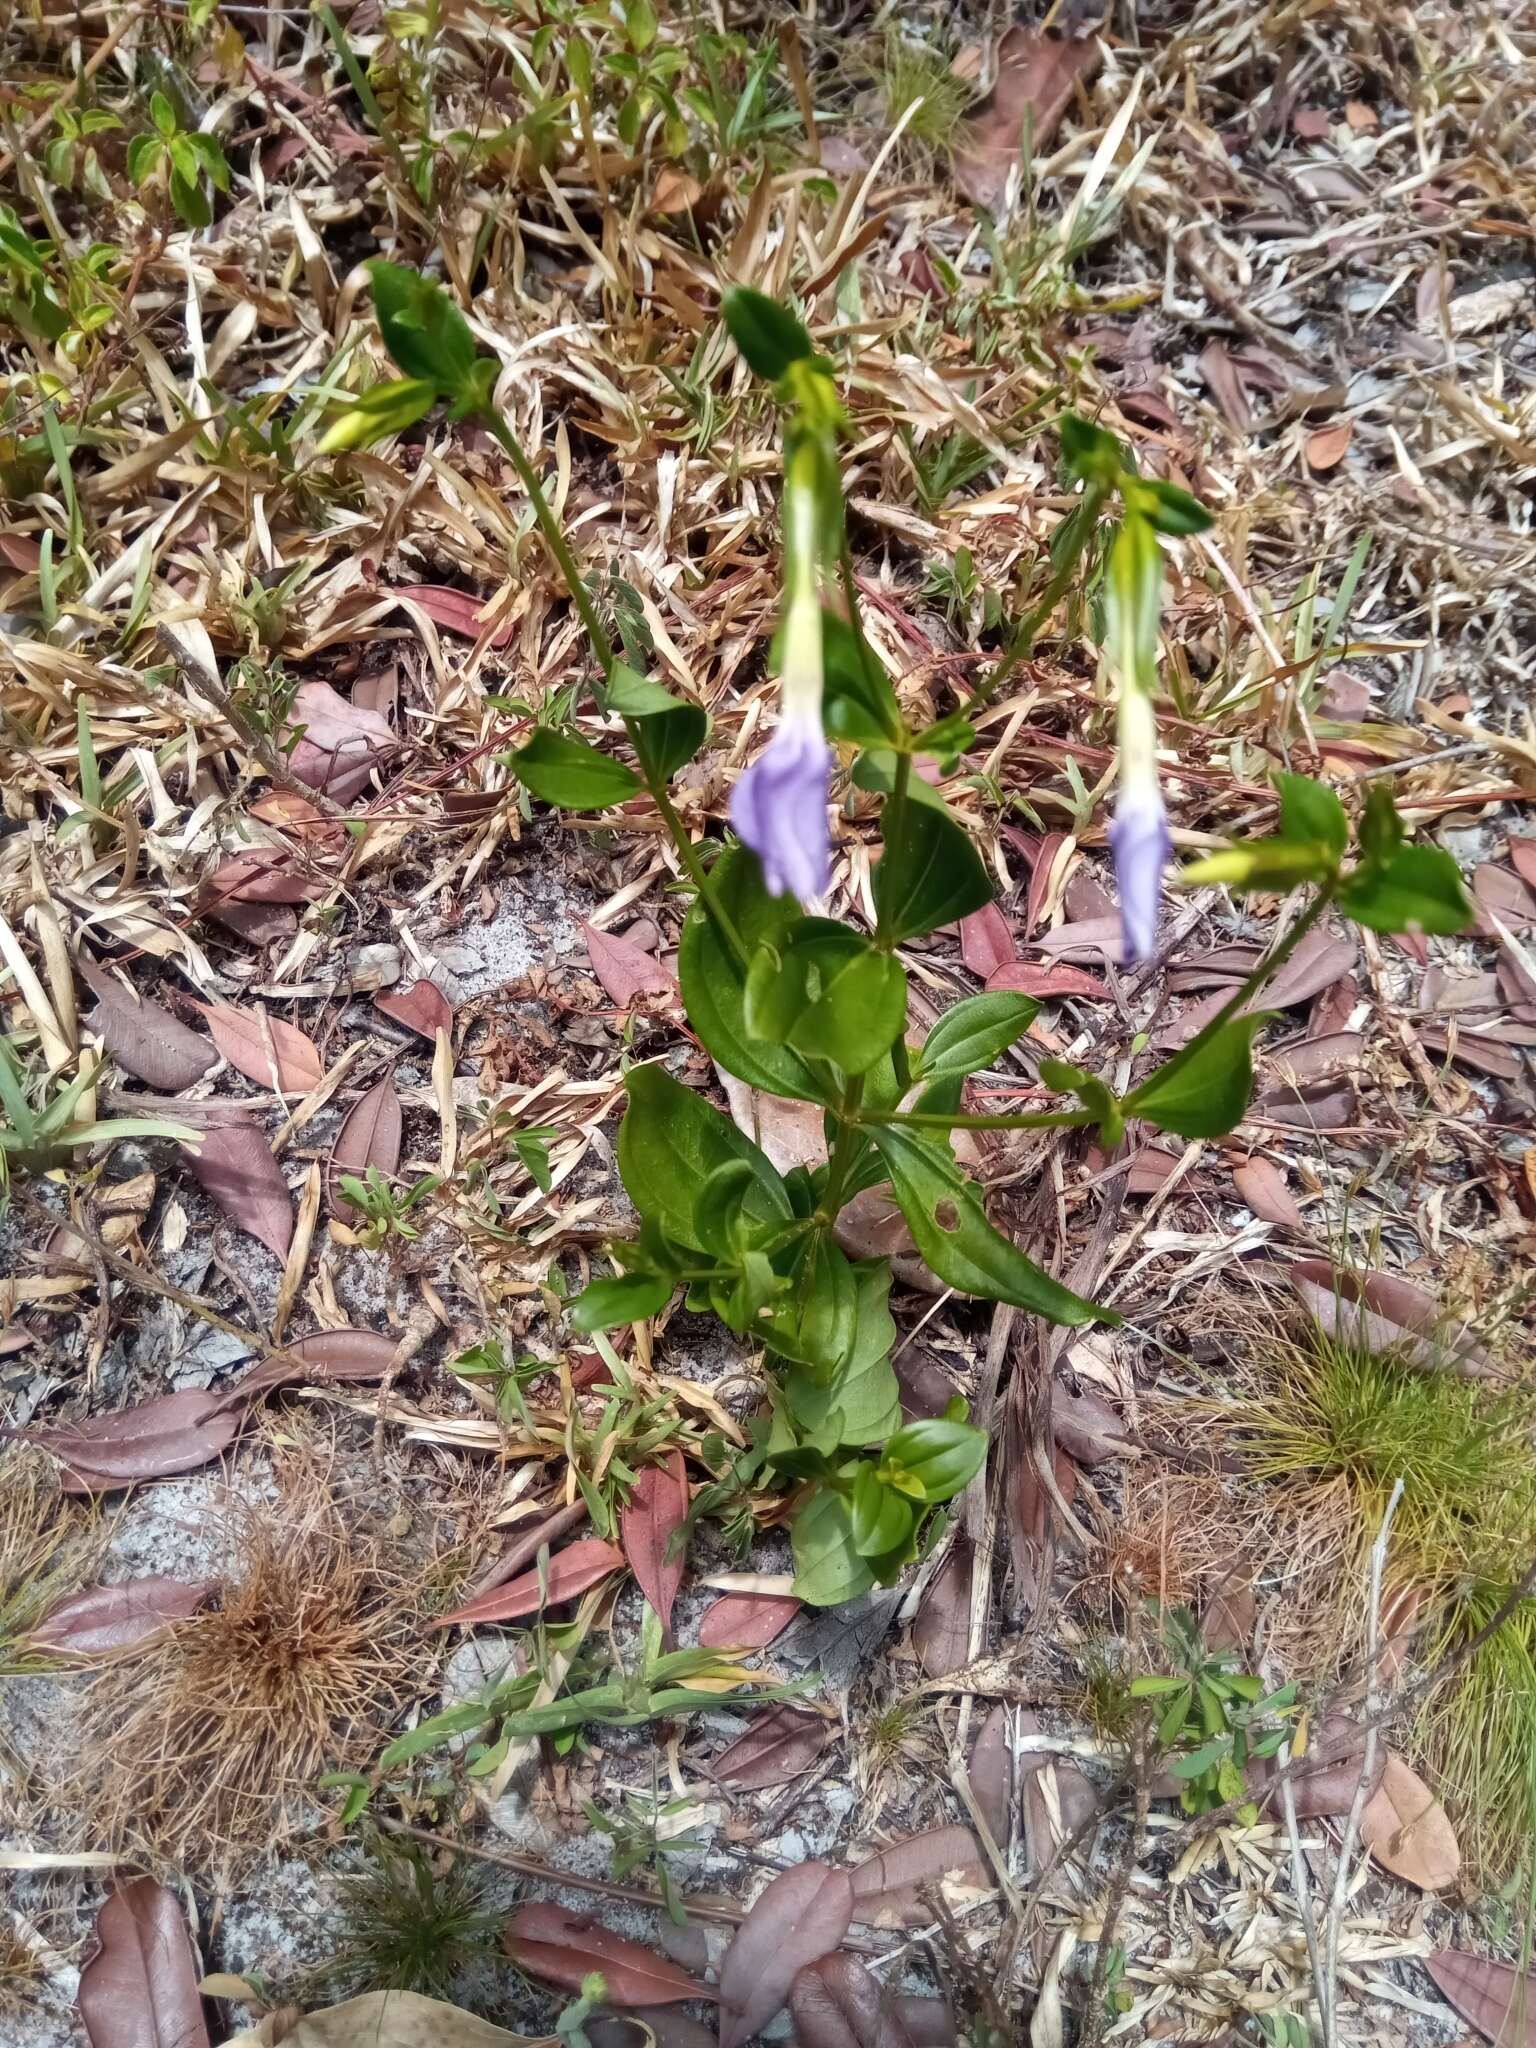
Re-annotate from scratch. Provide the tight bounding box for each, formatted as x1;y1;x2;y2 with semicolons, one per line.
854;1108;1098;1133
874;749;915;952
480;410;615;673
965;478;1112;717
818;1080;867;1220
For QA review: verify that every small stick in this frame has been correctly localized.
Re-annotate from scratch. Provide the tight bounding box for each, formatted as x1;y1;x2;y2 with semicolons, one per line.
154;625;346;818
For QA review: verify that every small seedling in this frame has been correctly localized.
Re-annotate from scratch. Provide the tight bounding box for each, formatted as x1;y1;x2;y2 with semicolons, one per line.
1130;1605;1297;1821
127;92;230;227
0;1039;193;1200
336;1167;442;1247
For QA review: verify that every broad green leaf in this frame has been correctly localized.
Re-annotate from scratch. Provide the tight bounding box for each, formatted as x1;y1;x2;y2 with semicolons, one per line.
791;1485;874;1606
1123;1012;1270;1139
1181;841;1337;889
782;1259;898;1443
1275;772;1347;859
876;1418;987;1504
618;1063;791;1253
918;992;1038;1082
369;259;479;397
722;284;813;380
760;1228;858;1377
744;920;907;1075
1338;844;1472;936
169;168;210;227
873;796;992;943
1057;413;1122;484
850;748;949;812
821;610;903;745
569;1270;673;1333
869;1125;1109;1327
1357;782;1404;864
605;661;708;780
1135;477;1213;536
677;845;827;1102
318;376;436;452
511;728;641;810
850;1465;918;1563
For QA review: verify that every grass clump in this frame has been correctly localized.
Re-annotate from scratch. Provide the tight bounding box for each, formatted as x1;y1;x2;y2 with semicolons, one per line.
323;1832;500;2005
1235;1316;1536;1883
0;1447;96;1677
878;30;972;151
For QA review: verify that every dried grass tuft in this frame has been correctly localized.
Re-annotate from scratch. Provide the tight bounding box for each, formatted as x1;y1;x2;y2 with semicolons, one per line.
69;1457;454;1875
0;1445;98;1676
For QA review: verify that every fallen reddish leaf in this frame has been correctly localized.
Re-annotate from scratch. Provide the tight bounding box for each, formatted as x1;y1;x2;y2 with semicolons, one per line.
849;1828;986;1930
913;1535;973;1679
184;1120;294;1259
650;166;703;213
193;1001;323;1093
28;1576;216;1657
711;1702;831;1790
891;1996;959;2047
440;1538;624;1627
1359;1752;1460;1891
1305;419;1353;470
1051;1378;1128;1465
985;962;1110;1003
1474;862;1536;931
954;28;1101;208
1265;1713;1385;1820
1289;1258;1494;1377
1424;1950;1536;2046
201;848;325;908
78;960;214;1093
697;1589;800;1651
0;532;42;570
1508;838;1536;893
1023;830;1069;937
1200;1569;1256;1654
230;1327;400;1405
584;921;677;1008
1292;105;1331;137
969;1706;1013;1849
248;790;346;850
328;1073;403;1212
22;1391;241;1494
78;1875;210;2048
790;1953;918;2048
1033;916;1123;965
390;583;515;647
1016;1712;1098;1869
1232;1156;1303;1226
621;1451;689;1639
1255;1079;1358;1129
719;1861;853;2048
283;679;395;801
958;903;1015;978
504;1903;712;2007
374;978;454;1041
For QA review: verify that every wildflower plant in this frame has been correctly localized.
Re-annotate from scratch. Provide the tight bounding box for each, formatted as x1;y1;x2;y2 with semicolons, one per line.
337;270;1474;1609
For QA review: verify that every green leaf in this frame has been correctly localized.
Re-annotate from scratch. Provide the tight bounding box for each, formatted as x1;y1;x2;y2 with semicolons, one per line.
1058;413;1123;484
911;995;1038;1088
1275;772;1347;859
151;90;177;138
870;1125;1111;1326
791;1485;874;1606
1038;1057;1124;1147
850;1466;918;1562
1167;1736;1232;1780
1357;782;1403;865
873;796;992;943
569;1270;673;1333
876;1417;987;1504
1338;843;1473;936
1181;841;1337;889
850;748;950;813
760;1229;858;1376
369;259;479;398
722;284;813;380
821;610;903;745
605;662;708;780
677;845;827;1103
618;1063;791;1254
783;1261;900;1444
318;376;437;452
744;920;907;1075
1123;1012;1270;1139
511;728;641;810
169;168;210;227
1135;478;1213;536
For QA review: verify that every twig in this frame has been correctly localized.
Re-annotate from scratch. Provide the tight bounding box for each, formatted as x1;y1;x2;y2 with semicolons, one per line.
154;625;346;818
1081;1725;1151;2048
1279;1762;1328;2037
1321;1476;1405;2043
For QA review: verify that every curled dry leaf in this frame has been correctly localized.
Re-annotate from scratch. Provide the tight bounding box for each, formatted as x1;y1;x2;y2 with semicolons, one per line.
954;28;1102;209
283;679;394;802
503;1902;711;2007
718;1861;853;2048
374;979;454;1042
201;848;325;908
848;1827;986;1930
913;1535;973;1679
439;1538;624;1627
28;1575;216;1657
789;1953;917;2048
390;583;515;647
697;1589;800;1651
185;1120;294;1259
1289;1258;1494;1377
1424;1950;1536;2047
194;1002;324;1094
328;1073;403;1212
710;1702;831;1791
23;1389;241;1494
1305;419;1354;470
1016;1711;1098;1871
1231;1156;1303;1227
621;1450;690;1639
583;920;678;1007
78;1874;210;2048
1358;1751;1460;1890
957;902;1015;979
78;958;214;1092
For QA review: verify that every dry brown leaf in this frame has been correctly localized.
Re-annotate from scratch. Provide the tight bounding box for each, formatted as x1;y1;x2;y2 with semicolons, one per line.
328;1073;403;1212
23;1390;243;1495
504;1904;710;2008
186;1120;294;1258
789;1953;918;2048
968;1705;1013;1848
195;1002;323;1093
584;921;677;1007
28;1576;217;1657
283;680;395;802
439;1538;624;1627
957;903;1015;978
913;1535;973;1678
1305;420;1354;470
620;1450;688;1640
697;1589;800;1650
78;959;214;1092
78;1876;210;2048
1231;1156;1303;1226
374;979;454;1042
1424;1950;1536;2046
711;1702;830;1791
1358;1752;1460;1890
1289;1258;1494;1377
954;29;1101;208
848;1827;985;1929
718;1861;852;2048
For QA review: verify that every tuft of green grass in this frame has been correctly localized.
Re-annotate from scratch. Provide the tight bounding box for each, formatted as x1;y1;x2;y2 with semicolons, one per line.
1237;1321;1536;1882
878;31;972;152
324;1832;501;2003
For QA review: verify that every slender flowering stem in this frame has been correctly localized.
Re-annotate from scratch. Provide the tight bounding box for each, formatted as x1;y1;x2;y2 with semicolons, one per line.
854;1108;1099;1133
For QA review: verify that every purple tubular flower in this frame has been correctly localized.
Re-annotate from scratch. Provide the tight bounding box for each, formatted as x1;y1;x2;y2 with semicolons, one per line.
729;711;832;902
1110;782;1172;965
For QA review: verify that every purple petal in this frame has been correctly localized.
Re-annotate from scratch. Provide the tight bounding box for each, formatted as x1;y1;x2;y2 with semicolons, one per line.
1110;785;1172;965
729;719;831;903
